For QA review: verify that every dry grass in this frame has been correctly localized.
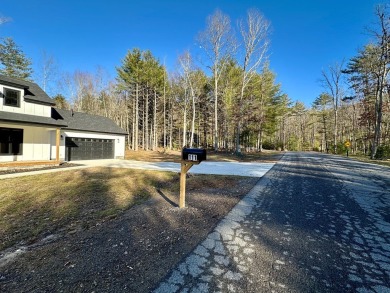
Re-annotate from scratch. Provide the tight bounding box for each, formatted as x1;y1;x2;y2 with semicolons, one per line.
348;154;390;167
207;149;283;162
125;148;283;163
0;167;177;250
0;167;249;251
125;149;181;162
1;149;282;252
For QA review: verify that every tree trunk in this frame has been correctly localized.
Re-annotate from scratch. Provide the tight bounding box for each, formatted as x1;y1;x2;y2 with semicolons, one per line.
135;84;139;151
132;92;136;150
153;90;157;151
163;80;166;149
333;108;338;154
322;113;328;153
145;87;149;151
125;96;130;151
214;78;218;151
183;98;187;148
235;83;245;154
235;121;241;154
169;101;173;150
190;89;196;148
371;80;384;159
150;115;153;150
259;129;263;152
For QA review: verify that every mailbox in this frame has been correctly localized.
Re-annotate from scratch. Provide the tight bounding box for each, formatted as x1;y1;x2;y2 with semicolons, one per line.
182;148;206;163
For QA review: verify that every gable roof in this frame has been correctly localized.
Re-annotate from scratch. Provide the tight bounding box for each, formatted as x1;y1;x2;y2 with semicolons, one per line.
0;108;127;134
54;109;127;135
0;74;55;106
0;75;126;135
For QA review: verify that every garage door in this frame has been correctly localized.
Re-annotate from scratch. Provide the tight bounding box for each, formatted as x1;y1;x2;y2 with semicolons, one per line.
65;137;114;161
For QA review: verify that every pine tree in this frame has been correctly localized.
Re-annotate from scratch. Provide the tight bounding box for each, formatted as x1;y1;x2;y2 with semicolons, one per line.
313;93;333;152
53;94;70;109
0;37;33;80
116;48;165;151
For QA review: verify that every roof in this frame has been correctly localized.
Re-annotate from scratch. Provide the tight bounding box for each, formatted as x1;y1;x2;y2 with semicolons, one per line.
54;109;127;135
0;74;55;106
0;110;68;127
0;75;126;134
0;109;127;134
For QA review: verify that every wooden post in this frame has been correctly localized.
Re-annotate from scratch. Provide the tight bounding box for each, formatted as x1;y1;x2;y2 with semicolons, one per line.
56;128;61;164
179;162;195;208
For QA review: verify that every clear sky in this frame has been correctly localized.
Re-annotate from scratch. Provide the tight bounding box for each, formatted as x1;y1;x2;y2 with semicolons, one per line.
0;0;381;106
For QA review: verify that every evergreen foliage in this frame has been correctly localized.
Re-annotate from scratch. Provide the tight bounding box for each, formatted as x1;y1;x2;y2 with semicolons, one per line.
0;37;33;80
53;94;70;109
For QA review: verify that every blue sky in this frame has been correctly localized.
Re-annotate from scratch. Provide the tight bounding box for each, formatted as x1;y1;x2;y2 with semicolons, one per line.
0;0;381;106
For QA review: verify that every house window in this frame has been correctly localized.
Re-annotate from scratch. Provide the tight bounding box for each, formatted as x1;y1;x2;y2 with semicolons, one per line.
3;88;21;107
0;128;23;155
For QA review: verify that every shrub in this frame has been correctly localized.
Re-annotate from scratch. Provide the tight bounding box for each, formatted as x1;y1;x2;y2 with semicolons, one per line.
287;136;299;151
336;142;347;155
262;140;276;150
375;145;390;160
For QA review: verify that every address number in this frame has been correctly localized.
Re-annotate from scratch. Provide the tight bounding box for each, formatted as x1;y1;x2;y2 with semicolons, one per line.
188;154;198;161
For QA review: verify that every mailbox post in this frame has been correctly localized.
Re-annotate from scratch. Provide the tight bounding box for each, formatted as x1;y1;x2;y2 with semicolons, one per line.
180;148;206;208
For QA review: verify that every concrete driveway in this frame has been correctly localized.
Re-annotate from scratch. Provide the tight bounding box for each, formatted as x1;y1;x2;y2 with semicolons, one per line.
0;159;275;180
72;159;275;177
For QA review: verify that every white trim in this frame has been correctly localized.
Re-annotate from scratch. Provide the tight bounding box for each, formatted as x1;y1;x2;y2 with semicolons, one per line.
50;130;125;161
0;83;51;117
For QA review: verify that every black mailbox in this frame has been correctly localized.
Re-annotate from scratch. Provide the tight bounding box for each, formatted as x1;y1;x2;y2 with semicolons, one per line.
182;148;207;163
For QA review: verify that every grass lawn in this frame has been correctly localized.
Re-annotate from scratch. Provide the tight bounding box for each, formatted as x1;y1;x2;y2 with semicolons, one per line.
348;154;390;167
0;167;248;251
1;149;283;252
0;168;171;250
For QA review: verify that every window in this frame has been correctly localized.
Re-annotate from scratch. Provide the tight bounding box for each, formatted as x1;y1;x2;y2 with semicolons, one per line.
0;128;23;155
3;88;21;107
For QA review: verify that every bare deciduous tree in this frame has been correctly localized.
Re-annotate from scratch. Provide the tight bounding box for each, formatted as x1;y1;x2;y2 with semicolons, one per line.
179;51;197;147
198;9;234;151
235;8;270;153
370;5;390;158
35;50;58;96
321;60;345;153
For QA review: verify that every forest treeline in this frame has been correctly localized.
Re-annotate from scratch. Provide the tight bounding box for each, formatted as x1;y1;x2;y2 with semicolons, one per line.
1;6;390;159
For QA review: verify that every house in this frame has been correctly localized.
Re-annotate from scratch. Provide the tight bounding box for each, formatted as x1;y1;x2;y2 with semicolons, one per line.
0;74;127;163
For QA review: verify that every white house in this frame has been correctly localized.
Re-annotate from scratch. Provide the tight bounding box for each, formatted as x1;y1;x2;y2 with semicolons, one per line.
0;74;127;162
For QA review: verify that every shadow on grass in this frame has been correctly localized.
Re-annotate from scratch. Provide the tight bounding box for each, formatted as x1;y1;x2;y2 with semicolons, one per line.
0;167;176;251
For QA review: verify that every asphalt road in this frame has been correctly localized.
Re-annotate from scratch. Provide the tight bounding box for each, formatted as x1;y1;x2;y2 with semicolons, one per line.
154;152;390;293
